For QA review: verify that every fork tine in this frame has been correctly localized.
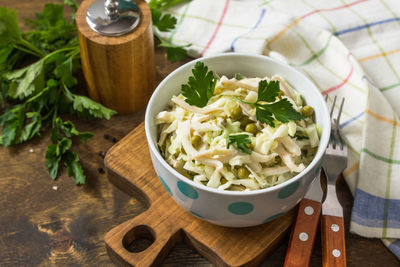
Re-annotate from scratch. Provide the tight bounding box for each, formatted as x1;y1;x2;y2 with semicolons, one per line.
335;98;345;149
330;95;337;119
338;127;345;150
332;119;338;149
336;98;345;125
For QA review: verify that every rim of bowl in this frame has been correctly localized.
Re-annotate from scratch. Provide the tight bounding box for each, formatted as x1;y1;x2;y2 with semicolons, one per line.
145;52;330;196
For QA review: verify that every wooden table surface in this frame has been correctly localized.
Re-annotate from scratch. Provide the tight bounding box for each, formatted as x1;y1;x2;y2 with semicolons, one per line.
0;1;399;266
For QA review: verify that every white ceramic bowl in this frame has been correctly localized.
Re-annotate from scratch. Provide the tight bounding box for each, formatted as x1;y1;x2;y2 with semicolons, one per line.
145;53;330;227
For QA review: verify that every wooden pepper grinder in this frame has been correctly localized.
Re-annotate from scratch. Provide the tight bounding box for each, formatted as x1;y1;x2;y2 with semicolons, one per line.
76;0;155;114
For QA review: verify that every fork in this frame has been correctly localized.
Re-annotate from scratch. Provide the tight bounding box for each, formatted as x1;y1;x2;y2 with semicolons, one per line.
322;96;348;267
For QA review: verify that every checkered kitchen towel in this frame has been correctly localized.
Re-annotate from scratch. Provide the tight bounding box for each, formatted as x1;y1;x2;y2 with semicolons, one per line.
155;0;400;259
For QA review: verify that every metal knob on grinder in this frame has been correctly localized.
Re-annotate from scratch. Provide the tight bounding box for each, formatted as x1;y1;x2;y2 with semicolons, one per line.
86;0;141;36
76;0;155;114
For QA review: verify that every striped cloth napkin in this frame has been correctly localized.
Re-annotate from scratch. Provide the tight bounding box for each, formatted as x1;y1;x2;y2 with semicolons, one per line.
155;0;400;259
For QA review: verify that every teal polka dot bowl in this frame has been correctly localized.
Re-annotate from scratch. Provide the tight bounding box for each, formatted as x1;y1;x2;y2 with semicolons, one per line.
145;53;331;227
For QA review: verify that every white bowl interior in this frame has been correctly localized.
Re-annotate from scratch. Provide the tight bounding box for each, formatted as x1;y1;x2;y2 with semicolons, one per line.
145;53;330;195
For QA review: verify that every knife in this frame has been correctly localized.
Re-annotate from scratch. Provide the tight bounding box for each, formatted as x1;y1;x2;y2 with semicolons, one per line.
284;171;323;267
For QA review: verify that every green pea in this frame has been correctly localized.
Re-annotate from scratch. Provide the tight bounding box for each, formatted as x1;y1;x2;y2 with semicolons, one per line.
237;166;250;179
301;105;314;117
239;116;251;129
245;123;258;135
191;135;202;148
230;105;243;121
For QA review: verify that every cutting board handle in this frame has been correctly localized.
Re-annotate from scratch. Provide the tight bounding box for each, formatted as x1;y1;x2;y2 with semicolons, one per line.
104;122;297;266
105;207;181;267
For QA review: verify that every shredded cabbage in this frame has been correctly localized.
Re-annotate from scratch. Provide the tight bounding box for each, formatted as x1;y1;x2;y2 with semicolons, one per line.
156;74;320;191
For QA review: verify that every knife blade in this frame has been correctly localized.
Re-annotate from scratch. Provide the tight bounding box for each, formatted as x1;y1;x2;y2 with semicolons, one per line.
284;171;323;267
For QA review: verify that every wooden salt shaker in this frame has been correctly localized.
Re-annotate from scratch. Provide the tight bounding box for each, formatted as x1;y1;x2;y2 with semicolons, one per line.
76;0;155;114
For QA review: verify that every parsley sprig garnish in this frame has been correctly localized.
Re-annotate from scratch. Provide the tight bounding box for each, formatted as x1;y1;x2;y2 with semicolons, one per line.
181;62;216;107
237;80;306;127
227;134;252;154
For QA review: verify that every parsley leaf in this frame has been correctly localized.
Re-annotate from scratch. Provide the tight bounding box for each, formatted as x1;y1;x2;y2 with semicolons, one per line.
54;57;77;88
0;105;25;147
237;80;307;127
159;40;190;62
72;94;117;120
165;45;188;62
46;118;93;184
64;151;85;184
151;8;177;32
257;80;280;102
5;58;45;100
27;3;64;29
25;4;77;53
264;99;306;123
255;106;274;126
45;136;71;180
181;61;216;107
45;142;62;179
0;7;45;58
227;134;252;154
0;7;22;46
51;118;93;144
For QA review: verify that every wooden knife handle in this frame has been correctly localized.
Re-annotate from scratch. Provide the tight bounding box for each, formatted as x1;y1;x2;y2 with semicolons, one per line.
321;215;346;267
284;198;321;267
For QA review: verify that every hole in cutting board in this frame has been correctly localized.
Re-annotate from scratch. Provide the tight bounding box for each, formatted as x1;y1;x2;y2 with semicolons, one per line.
122;225;155;253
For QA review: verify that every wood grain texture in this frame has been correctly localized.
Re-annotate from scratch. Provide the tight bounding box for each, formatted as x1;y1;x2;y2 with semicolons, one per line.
104;123;296;267
322;215;347;267
0;1;400;266
284;198;322;267
76;0;155;114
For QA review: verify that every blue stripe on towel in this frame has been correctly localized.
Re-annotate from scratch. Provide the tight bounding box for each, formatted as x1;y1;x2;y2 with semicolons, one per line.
388;240;400;260
340;111;364;128
230;8;266;52
361;75;377;87
334;17;400;36
352;189;400;228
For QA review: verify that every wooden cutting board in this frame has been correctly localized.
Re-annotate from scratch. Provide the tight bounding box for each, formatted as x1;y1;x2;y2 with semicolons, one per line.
104;122;296;267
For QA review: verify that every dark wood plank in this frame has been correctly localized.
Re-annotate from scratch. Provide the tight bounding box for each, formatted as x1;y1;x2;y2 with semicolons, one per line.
0;0;399;266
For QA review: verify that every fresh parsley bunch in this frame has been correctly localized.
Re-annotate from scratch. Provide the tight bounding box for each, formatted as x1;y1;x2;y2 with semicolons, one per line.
149;0;191;62
0;3;116;184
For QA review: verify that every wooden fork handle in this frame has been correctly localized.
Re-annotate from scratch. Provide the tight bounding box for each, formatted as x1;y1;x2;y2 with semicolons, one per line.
322;215;346;267
284;198;321;267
